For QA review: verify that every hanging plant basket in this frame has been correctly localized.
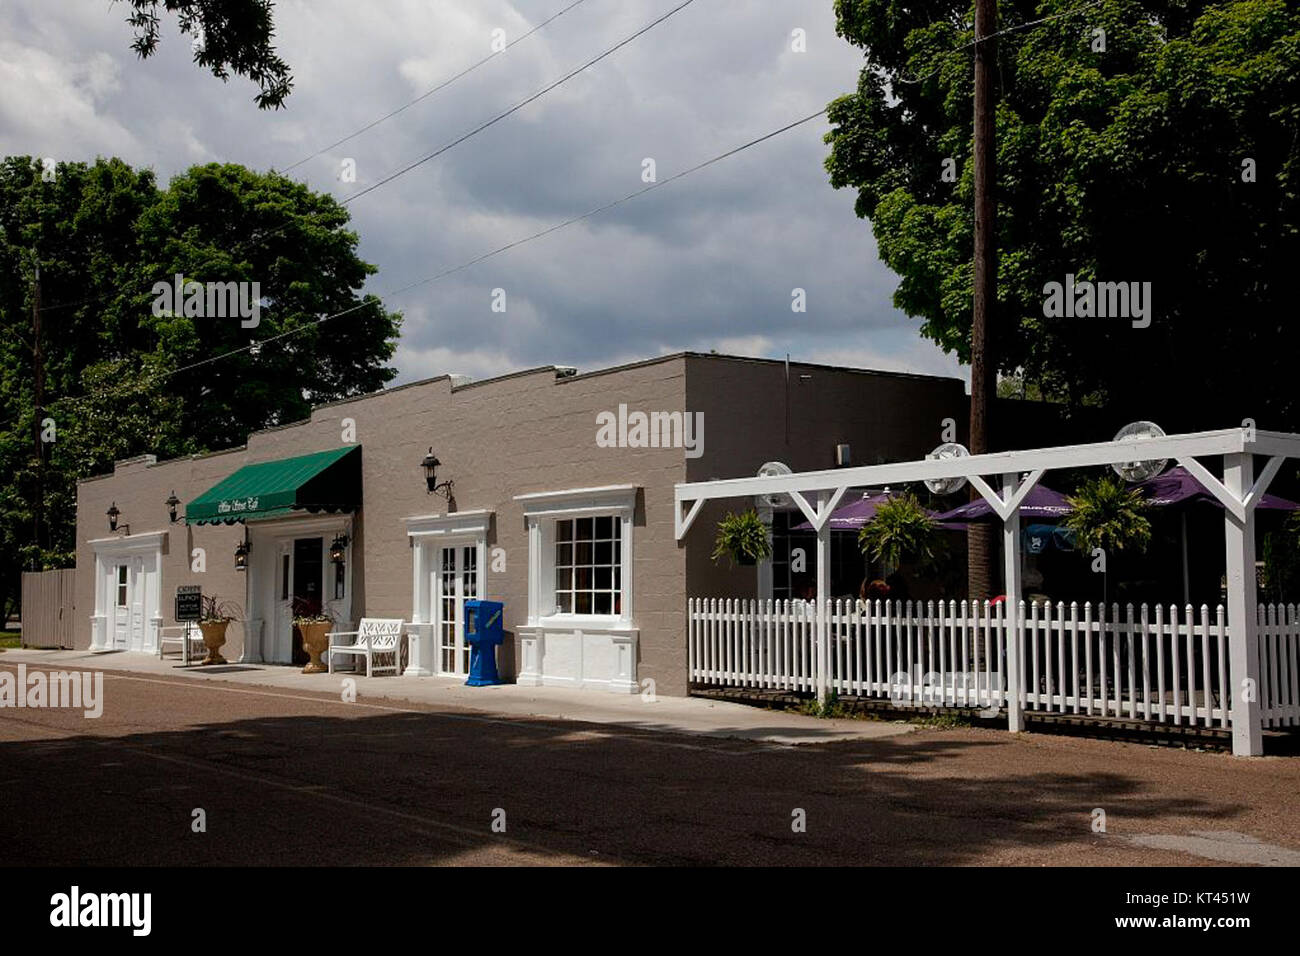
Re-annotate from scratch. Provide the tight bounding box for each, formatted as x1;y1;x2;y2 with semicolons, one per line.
712;508;772;567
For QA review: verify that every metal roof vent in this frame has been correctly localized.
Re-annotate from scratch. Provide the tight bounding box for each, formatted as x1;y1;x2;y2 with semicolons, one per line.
555;366;578;379
448;374;473;388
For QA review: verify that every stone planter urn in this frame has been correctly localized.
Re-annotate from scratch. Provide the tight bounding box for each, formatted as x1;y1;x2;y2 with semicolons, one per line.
298;621;333;674
197;620;229;665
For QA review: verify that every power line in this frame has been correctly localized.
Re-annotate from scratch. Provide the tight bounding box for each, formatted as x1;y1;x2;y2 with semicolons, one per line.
51;107;828;410
31;0;683;313
894;0;1104;85
341;0;700;206
280;0;593;174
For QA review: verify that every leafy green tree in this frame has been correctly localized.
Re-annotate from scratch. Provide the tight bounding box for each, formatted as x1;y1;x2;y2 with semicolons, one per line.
0;157;400;622
126;163;400;451
825;0;1300;430
119;0;293;108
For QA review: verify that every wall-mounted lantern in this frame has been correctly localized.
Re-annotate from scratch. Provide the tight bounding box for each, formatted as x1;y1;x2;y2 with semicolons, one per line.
166;490;181;523
329;532;349;564
107;502;121;532
422;447;453;497
234;533;252;571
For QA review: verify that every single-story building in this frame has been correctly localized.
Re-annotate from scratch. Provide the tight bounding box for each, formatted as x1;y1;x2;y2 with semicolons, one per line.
75;352;977;696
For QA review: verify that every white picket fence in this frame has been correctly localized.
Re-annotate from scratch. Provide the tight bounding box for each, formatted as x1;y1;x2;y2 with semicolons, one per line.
686;598;1300;731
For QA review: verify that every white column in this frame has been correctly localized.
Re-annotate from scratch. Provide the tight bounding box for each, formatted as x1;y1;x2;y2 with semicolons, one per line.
1002;473;1023;732
405;540;433;676
756;505;774;600
1224;453;1263;756
816;490;831;704
240;542;263;663
240;621;262;665
89;555;109;651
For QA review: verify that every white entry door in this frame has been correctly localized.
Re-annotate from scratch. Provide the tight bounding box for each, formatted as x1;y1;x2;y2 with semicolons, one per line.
436;545;479;676
111;563;130;649
129;556;146;651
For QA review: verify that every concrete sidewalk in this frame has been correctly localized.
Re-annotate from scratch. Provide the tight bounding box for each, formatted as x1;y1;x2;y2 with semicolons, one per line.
0;648;911;746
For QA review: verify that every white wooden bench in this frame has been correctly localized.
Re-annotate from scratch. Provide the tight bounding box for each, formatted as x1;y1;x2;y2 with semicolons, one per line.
327;618;405;677
158;623;204;665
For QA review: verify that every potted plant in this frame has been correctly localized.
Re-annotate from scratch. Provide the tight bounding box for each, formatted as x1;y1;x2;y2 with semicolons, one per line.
292;598;335;674
1063;475;1152;604
712;508;772;566
197;595;240;666
857;491;942;596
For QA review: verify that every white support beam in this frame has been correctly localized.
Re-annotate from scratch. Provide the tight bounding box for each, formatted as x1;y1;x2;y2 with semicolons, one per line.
1223;453;1263;756
1243;430;1300;458
815;490;831;705
1006;468;1045;514
969;469;1044;521
1177;456;1245;523
815;485;850;531
675;498;705;540
675;428;1254;509
1243;455;1285;514
1002;472;1023;733
968;474;1004;516
787;490;821;530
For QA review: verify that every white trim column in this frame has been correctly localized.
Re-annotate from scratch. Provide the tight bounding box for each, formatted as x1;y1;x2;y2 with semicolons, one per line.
405;531;433;676
1224;453;1263;756
816;490;830;704
1002;472;1023;731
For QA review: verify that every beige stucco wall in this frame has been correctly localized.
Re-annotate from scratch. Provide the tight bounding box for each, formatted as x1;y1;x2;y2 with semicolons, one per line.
74;352;969;696
76;359;693;691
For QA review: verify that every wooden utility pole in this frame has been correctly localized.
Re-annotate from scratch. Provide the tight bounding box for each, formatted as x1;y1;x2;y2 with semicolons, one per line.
968;0;998;600
31;258;44;569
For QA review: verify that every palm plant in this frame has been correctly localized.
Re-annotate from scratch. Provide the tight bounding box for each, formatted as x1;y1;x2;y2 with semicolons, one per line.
1063;476;1152;556
1064;475;1152;602
857;492;941;572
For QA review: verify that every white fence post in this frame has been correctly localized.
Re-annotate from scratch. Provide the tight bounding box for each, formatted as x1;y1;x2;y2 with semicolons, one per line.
1002;472;1024;731
1224;453;1263;756
816;490;831;705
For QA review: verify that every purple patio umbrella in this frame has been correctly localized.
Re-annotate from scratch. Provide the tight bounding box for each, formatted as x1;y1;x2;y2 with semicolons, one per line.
791;491;959;531
932;484;1073;523
1134;466;1299;603
1135;466;1300;511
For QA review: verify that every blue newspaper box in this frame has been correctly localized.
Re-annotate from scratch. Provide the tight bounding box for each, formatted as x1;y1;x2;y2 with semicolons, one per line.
463;599;504;686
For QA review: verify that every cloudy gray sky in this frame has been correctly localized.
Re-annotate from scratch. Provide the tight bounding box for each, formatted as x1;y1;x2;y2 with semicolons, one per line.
1;0;966;386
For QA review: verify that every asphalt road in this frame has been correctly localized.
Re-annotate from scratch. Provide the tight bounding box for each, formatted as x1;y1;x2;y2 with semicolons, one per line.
2;662;1298;866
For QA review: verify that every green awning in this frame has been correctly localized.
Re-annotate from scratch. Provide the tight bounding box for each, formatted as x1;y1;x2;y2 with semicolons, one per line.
185;446;361;525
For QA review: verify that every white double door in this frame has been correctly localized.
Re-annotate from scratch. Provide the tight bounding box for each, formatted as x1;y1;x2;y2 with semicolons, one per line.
433;543;479;676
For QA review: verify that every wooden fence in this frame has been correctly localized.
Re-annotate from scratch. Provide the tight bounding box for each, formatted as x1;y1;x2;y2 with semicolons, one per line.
19;568;76;648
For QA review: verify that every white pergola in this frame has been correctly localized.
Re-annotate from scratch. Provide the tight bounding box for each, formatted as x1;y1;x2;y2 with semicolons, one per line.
675;427;1300;756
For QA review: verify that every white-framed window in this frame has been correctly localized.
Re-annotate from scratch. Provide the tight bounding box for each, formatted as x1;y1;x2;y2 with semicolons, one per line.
116;564;129;607
554;515;622;615
515;485;636;627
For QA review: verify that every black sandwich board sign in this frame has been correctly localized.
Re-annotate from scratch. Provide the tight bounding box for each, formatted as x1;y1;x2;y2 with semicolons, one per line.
175;585;202;623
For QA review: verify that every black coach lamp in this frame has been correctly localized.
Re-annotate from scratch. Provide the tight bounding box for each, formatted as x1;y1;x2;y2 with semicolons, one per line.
165;490;181;523
422;447;453;497
106;502;121;532
234;533;252;571
329;532;349;564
